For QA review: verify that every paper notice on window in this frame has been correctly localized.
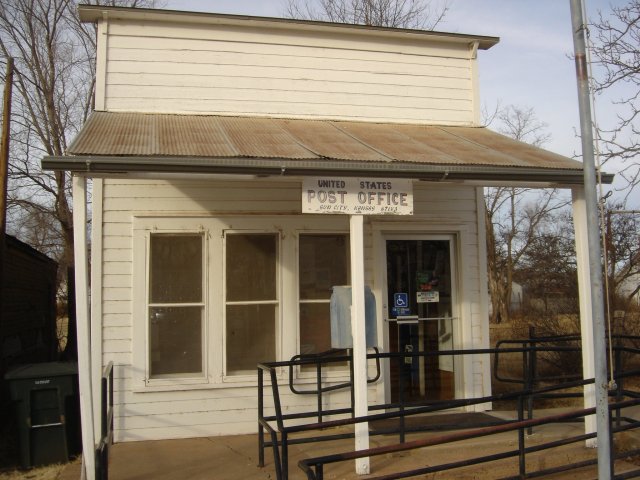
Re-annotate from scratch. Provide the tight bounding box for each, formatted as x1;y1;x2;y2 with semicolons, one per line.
417;291;439;303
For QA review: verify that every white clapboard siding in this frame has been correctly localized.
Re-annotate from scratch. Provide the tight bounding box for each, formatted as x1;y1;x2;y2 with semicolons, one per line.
108;72;470;96
102;237;132;250
106;21;471;59
107;63;470;91
107;84;471;114
114;384;353;412
103;326;130;341
101;18;476;124
102;262;131;276
104;341;131;356
114;422;255;441
103;353;132;366
102;274;131;289
103;313;131;328
103;182;300;199
99;179;485;440
101;302;131;316
106;32;471;64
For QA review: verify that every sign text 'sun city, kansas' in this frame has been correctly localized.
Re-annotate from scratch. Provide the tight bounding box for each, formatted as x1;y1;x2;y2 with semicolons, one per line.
302;177;413;215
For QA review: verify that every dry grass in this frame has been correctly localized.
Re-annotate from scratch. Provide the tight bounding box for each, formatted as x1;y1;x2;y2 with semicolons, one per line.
0;464;67;480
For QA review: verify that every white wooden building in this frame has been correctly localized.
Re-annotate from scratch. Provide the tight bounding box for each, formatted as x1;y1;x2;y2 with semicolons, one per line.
43;5;610;477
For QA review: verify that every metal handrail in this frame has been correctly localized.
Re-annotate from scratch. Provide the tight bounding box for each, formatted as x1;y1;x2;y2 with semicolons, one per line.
287;347;381;396
298;396;640;480
95;361;114;480
258;338;640;480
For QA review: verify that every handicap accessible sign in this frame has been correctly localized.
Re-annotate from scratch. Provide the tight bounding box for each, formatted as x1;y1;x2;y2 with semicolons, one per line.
392;292;411;316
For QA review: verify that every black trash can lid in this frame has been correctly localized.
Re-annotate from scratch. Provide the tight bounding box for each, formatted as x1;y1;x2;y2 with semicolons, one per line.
4;362;78;380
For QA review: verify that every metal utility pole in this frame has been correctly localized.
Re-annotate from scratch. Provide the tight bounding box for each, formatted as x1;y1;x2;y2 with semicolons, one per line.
569;1;612;478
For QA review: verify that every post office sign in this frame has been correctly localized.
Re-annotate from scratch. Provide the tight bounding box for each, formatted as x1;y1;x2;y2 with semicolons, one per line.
302;177;413;215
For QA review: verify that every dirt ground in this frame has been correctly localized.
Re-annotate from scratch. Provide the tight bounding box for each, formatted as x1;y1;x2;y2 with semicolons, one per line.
0;463;73;480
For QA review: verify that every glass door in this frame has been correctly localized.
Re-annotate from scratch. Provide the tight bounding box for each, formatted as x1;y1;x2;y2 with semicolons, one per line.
385;237;456;403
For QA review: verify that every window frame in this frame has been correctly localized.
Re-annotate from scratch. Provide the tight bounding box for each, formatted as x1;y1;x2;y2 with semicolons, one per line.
147;232;206;380
222;228;282;381
132;221;212;389
131;215;351;391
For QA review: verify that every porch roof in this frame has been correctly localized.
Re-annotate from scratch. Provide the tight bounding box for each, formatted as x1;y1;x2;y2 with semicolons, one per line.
43;112;612;185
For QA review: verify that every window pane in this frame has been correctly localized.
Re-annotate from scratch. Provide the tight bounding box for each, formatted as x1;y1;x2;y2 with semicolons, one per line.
226;304;276;374
150;234;202;303
299;234;349;359
299;234;349;300
150;306;202;376
226;234;277;302
300;303;331;354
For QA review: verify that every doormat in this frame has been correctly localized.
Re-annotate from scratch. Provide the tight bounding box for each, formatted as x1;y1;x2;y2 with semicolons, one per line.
369;412;507;434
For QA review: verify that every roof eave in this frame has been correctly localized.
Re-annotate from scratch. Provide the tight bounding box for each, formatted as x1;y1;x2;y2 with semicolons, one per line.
43;155;612;186
77;4;499;50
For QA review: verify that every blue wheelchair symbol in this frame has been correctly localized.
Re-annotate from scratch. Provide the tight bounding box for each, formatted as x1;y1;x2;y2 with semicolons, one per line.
394;293;408;308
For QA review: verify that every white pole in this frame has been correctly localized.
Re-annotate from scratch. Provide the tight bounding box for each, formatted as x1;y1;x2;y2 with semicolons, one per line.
572;187;597;445
350;214;370;475
73;175;96;480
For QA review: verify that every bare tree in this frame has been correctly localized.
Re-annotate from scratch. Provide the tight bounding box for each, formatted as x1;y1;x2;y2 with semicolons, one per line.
605;205;640;313
283;0;449;29
485;187;570;323
516;212;579;317
0;1;161;307
590;1;640;197
483;105;569;323
492;104;552;148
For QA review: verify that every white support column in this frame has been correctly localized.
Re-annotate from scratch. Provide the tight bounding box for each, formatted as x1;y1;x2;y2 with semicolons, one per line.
73;175;96;479
350;214;370;475
91;179;104;444
572;186;597;446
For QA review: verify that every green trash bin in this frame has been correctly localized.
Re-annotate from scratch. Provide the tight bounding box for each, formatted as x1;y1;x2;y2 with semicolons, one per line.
5;362;80;468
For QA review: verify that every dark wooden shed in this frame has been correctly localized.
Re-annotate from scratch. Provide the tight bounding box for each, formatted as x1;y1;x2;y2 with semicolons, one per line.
1;235;58;383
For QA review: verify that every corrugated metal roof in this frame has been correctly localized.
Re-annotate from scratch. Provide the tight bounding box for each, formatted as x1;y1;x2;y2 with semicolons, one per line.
67;112;583;173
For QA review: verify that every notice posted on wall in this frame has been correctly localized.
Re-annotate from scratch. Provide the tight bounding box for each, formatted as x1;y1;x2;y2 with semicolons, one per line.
302;177;413;215
417;291;439;303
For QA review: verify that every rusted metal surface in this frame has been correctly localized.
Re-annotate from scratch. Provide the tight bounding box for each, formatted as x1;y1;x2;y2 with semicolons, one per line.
68;112;584;171
445;126;581;169
217;117;318;159
276;119;390;162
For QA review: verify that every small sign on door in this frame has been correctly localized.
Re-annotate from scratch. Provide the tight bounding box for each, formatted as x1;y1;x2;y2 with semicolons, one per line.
417;291;439;303
391;292;411;316
394;293;408;308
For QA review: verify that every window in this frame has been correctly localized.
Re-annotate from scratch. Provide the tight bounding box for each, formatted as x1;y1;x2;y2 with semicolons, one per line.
225;233;279;375
134;216;350;388
299;234;350;355
148;234;204;378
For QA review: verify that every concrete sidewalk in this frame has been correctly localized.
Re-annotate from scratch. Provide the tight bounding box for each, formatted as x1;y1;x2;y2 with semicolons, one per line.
57;408;640;480
58;411;640;479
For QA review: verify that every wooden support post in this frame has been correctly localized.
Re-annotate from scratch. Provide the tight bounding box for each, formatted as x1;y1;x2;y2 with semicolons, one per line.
572;186;597;445
73;175;96;480
350;214;369;475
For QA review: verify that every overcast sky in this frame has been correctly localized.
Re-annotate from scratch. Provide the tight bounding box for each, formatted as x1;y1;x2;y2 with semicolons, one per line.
165;0;633;194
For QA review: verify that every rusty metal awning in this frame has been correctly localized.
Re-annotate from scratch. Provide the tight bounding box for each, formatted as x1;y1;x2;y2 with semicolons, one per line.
43;112;612;185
